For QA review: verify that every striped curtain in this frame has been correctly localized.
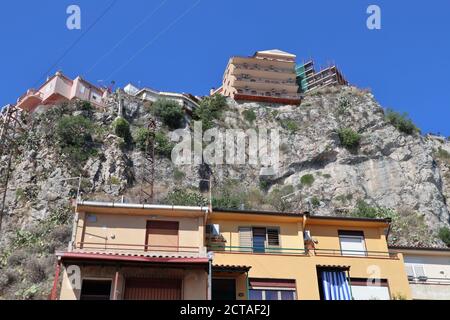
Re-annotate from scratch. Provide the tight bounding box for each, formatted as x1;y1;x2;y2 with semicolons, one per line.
321;271;352;300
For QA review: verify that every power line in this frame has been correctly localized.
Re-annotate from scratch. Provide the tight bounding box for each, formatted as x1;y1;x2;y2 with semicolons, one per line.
85;0;169;75
105;0;201;81
32;0;118;87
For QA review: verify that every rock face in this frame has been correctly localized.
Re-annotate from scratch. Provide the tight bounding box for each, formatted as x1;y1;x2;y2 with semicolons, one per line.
1;86;449;250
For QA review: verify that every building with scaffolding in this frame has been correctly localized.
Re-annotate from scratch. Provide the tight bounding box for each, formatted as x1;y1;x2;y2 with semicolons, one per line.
212;49;301;105
296;60;348;94
15;71;107;113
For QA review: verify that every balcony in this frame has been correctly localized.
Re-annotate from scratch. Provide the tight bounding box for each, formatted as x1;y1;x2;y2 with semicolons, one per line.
74;241;207;258
313;248;398;259
234;64;295;74
16;89;44;111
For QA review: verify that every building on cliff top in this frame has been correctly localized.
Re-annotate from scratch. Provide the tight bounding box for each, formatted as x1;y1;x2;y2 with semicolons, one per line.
15;71;107;113
296;60;349;94
211;49;301;105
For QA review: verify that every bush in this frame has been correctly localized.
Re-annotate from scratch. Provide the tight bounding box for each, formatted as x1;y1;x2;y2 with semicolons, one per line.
163;189;207;206
310;196;321;207
155;131;175;158
280;119;299;133
134;127;152;151
385;109;420;135
435;147;450;164
112;117;132;143
300;174;315;187
152;99;185;129
212;179;248;210
76;100;93;112
438;227;450;246
242;109;257;123
193;94;227;130
56;115;96;163
338;128;361;150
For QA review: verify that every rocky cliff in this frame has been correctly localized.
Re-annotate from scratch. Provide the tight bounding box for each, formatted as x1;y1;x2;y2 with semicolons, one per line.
0;86;449;299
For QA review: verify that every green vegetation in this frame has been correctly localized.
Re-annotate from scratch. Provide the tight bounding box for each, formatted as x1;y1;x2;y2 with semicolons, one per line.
212;179;249;210
163;189;207;206
385;109;420;135
112;117;132;143
173;168;186;181
351;200;396;219
134;127;152;151
0;207;72;299
280;119;299;133
310;196;321;207
259;179;270;191
76;100;93;112
192;94;227;130
322;173;332;179
56;115;97;164
300;174;315;187
242;109;257;124
338;128;361;150
435;147;450;164
267;185;295;212
438;227;450;247
155;131;175;158
109;176;120;186
152;99;185;130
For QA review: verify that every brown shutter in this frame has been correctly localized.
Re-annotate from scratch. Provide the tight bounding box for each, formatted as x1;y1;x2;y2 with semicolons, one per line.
124;278;182;300
146;221;179;251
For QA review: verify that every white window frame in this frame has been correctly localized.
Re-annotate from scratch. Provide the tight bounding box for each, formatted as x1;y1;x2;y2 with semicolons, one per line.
249;287;296;300
339;233;367;257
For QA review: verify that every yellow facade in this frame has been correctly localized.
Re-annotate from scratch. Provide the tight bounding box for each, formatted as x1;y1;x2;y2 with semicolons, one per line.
208;211;412;300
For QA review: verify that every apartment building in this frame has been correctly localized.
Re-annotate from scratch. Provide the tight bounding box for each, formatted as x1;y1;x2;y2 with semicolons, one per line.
124;83;200;113
55;201;210;300
207;209;411;300
389;246;450;300
15;71;107;113
296;60;348;94
54;201;411;300
212;49;301;105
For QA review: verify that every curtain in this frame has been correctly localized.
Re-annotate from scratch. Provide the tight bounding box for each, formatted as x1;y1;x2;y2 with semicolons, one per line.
321;270;352;300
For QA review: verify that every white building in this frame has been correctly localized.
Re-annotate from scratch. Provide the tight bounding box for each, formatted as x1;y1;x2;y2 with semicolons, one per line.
390;246;450;300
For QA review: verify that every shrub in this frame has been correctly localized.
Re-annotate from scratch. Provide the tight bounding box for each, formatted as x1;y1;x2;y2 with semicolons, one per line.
435;147;450;164
134;127;152;151
193;94;227;130
242;109;257;123
212;179;248;210
385;109;420;135
163;189;207;206
300;174;315;187
56;115;96;163
280;119;299;133
155;131;175;158
152;99;185;129
112;117;132;143
338;128;361;150
76;100;93;112
310;196;321;207
173;168;186;181
438;227;450;246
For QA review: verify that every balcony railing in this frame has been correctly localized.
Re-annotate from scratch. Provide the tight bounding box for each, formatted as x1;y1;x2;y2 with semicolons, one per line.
208;244;307;255
408;277;450;285
313;248;398;259
235;77;297;86
234;64;295;74
75;242;202;255
208;244;398;259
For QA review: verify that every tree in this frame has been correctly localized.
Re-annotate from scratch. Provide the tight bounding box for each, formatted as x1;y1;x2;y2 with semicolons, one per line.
152;99;185;129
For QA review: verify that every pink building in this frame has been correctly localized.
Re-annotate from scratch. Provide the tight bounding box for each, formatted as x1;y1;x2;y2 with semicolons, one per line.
16;71;107;112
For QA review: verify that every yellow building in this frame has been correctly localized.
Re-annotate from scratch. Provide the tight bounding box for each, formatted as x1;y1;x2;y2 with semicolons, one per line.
212;49;301;105
208;209;411;300
54;201;411;300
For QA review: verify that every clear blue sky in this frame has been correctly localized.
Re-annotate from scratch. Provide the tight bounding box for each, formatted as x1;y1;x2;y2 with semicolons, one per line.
1;0;449;136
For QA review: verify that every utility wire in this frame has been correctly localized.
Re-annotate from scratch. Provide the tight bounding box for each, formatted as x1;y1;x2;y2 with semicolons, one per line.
32;0;118;87
85;0;169;75
105;0;201;81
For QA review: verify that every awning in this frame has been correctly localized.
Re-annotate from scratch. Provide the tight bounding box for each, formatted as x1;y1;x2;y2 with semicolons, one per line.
212;264;251;273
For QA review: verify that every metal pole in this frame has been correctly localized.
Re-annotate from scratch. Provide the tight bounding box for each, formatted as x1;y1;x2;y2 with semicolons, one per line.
208;256;212;300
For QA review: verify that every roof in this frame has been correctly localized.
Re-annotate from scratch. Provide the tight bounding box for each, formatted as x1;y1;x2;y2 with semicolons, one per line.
255;49;296;57
212;264;252;272
57;251;209;265
389;245;450;252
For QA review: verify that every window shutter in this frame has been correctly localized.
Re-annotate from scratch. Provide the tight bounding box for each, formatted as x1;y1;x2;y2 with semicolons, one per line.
239;227;253;252
413;265;427;280
267;228;280;246
405;265;415;280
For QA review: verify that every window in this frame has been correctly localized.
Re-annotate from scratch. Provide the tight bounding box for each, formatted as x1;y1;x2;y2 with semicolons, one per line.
405;263;427;281
79;85;86;94
80;280;112;300
238;227;280;253
338;231;367;256
249;279;296;300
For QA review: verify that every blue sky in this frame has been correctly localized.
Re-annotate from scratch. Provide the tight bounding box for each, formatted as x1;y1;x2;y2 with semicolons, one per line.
0;0;449;136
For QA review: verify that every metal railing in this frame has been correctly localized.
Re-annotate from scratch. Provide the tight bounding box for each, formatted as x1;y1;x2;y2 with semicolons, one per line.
75;242;201;254
313;248;398;259
208;244;307;255
235;64;295;74
408;277;450;285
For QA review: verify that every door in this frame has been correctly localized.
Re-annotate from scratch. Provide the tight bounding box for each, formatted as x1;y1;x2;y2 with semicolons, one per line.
212;279;236;300
124;278;182;300
146;221;179;252
80;280;112;300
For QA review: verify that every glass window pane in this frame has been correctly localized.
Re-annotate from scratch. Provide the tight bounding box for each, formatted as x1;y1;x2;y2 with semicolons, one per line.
265;290;279;300
280;291;295;300
249;290;263;300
